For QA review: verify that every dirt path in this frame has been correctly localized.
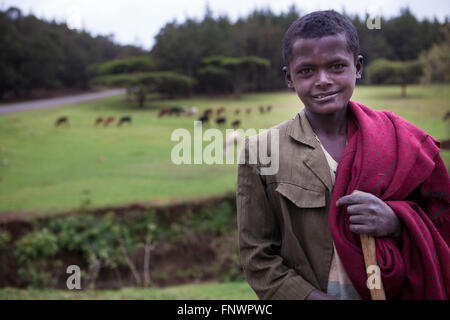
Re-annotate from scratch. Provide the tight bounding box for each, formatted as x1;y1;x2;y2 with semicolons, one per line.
0;88;126;115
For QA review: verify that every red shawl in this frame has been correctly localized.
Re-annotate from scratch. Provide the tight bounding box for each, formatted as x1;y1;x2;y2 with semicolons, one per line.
329;100;450;300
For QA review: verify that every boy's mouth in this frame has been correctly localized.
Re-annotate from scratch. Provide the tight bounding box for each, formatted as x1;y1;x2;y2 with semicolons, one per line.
312;91;340;101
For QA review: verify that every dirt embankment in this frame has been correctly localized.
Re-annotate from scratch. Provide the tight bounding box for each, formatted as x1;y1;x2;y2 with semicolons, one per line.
0;192;242;290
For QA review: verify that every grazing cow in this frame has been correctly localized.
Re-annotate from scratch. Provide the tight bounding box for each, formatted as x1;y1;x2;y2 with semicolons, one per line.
443;111;450;121
216;117;226;125
232;120;241;129
94;117;103;126
266;105;272;113
197;114;210;125
55;116;69;127
158;108;171;118
217;106;226;115
203;109;213;116
170;106;185;116
118;116;132;126
104;116;115;127
259;106;265;114
246;108;252;115
234;109;241;115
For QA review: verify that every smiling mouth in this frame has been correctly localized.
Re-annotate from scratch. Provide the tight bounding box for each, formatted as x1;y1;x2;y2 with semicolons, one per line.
312;91;340;100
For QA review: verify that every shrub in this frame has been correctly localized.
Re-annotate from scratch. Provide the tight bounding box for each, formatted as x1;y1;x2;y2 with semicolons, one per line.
14;228;59;288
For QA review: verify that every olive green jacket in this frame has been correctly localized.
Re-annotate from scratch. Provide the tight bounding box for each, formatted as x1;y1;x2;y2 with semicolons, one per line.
237;109;335;300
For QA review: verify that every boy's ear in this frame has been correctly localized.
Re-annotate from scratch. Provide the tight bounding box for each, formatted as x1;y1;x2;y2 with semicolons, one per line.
355;55;363;80
283;66;294;89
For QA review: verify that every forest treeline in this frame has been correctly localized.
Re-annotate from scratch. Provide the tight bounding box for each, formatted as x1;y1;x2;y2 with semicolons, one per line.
0;5;447;99
0;7;147;99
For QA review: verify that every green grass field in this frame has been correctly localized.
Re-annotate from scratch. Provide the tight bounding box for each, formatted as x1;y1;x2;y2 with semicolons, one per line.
0;84;449;214
0;281;257;300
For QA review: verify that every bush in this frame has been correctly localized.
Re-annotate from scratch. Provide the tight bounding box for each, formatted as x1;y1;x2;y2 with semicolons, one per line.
0;231;11;249
189;202;235;235
8;201;242;288
14;228;59;288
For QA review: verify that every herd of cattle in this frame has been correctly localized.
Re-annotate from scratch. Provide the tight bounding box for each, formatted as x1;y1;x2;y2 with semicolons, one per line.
54;105;274;129
54;116;132;127
158;105;274;129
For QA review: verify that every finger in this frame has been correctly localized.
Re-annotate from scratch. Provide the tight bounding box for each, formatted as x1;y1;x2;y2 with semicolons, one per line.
349;224;374;236
348;214;368;225
345;204;370;215
336;190;373;207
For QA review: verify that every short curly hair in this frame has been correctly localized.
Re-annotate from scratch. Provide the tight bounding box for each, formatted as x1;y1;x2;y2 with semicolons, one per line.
282;10;360;66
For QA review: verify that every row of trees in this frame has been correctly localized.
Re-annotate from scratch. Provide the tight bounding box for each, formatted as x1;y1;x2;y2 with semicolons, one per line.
90;55;270;107
1;6;448;100
150;6;448;94
365;23;449;96
0;7;146;99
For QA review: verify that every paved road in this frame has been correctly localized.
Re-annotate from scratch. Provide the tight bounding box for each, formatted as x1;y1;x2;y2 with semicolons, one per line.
0;89;126;115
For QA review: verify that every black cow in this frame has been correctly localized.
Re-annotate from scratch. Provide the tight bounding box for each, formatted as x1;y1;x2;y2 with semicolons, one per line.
216;117;226;125
118;116;132;126
170;106;185;116
259;106;265;114
198;114;210;125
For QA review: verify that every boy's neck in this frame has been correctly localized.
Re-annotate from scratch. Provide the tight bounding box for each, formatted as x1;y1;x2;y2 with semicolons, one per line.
304;104;348;137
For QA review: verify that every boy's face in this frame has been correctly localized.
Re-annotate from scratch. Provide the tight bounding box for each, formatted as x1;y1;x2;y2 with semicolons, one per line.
283;33;362;115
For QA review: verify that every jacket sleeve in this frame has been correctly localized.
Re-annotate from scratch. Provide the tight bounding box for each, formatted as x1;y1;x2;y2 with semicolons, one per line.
236;138;317;300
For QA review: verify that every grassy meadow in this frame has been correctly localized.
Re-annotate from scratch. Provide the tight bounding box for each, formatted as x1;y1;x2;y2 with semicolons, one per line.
0;281;257;300
0;84;449;214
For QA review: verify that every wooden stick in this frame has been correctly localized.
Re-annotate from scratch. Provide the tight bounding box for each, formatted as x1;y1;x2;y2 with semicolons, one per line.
360;234;386;300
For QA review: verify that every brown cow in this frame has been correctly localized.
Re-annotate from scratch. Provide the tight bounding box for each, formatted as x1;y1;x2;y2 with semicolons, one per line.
443;111;450;121
158;108;171;118
217;106;226;115
94;117;103;126
104;117;115;127
55;116;69;127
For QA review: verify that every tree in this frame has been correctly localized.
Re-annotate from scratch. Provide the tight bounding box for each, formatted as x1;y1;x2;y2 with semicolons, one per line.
91;71;196;107
366;59;423;97
88;56;154;75
201;56;270;98
0;7;146;99
419;24;450;84
197;65;231;95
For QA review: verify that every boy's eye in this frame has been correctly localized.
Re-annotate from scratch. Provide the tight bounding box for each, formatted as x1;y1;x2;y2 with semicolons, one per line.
331;64;345;70
299;68;313;75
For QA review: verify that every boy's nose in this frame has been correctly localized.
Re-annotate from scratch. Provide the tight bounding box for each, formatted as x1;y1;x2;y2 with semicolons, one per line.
315;70;332;87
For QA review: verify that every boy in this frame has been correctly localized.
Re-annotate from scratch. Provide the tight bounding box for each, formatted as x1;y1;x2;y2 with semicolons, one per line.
237;10;449;300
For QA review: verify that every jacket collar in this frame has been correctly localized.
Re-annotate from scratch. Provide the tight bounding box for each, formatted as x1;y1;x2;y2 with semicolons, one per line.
287;109;333;192
288;109;317;148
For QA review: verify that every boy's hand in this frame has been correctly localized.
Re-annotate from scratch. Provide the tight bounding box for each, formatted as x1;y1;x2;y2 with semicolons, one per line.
336;190;402;240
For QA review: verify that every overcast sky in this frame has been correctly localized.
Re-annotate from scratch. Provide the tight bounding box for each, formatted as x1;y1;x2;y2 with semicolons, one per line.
2;0;449;50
